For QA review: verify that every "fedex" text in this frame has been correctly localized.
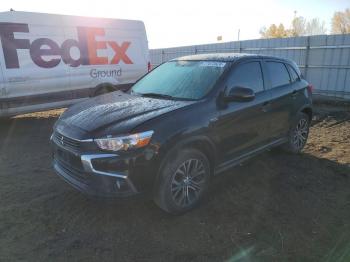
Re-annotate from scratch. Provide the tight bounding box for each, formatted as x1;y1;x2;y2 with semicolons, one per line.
0;22;133;69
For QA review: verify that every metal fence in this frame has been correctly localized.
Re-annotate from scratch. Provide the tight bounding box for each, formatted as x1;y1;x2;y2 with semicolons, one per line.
150;34;350;101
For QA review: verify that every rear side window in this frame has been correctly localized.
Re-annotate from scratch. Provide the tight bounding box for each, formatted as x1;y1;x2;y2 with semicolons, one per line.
287;64;300;82
266;62;290;88
227;62;264;93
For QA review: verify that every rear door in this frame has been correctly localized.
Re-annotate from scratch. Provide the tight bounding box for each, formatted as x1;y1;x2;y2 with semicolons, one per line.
0;60;4;98
217;59;272;163
262;60;294;139
285;63;309;115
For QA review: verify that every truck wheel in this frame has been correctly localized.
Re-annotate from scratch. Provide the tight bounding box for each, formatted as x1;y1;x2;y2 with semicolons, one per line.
282;112;310;154
154;148;211;214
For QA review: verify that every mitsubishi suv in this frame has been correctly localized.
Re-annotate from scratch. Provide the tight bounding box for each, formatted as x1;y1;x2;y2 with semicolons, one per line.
51;53;313;214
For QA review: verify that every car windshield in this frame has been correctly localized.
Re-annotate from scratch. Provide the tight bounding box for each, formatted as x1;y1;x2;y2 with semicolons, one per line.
131;60;227;100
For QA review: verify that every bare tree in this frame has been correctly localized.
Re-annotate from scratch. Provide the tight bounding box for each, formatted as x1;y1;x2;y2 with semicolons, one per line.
260;23;290;38
306;18;327;35
290;16;306;36
331;8;350;34
260;14;329;39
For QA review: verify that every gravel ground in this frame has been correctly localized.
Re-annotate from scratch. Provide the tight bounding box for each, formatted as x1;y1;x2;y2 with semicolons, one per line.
0;105;349;262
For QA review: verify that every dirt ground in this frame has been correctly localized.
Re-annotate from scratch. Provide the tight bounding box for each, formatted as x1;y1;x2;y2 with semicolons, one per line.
0;105;349;262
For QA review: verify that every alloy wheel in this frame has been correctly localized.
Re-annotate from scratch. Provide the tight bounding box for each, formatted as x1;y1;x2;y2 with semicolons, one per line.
170;158;206;207
292;118;309;150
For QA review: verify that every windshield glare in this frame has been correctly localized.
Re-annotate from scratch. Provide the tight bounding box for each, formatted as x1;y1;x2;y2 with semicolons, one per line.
131;60;227;100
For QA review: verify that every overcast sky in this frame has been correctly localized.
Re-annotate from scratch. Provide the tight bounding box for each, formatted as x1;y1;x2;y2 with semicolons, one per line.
1;0;349;48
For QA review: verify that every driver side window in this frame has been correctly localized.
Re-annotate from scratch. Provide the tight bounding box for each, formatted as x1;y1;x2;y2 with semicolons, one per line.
227;61;264;93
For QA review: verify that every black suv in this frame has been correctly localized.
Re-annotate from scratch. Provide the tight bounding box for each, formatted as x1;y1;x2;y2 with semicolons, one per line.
51;53;313;214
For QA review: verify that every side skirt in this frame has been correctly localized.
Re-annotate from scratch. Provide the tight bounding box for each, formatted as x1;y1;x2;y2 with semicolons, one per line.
214;137;287;175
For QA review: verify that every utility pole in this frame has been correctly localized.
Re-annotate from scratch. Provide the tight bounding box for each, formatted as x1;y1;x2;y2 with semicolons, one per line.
237;29;240;41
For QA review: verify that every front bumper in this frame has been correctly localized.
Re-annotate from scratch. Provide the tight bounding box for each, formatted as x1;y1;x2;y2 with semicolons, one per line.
51;133;154;197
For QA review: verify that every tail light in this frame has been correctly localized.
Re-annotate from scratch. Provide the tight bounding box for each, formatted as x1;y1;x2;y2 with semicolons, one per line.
147;62;152;72
307;84;313;93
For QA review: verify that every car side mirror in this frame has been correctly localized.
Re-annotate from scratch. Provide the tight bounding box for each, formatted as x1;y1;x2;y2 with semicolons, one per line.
224;86;255;102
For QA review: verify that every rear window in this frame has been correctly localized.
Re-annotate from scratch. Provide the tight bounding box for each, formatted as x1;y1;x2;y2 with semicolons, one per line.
287;64;300;82
266;62;291;88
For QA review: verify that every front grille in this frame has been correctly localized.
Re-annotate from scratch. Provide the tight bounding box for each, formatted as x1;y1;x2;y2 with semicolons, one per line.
53;131;81;152
53;147;87;184
55;158;87;184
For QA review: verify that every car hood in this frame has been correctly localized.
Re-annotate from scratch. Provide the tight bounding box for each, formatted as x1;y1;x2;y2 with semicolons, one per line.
55;91;196;139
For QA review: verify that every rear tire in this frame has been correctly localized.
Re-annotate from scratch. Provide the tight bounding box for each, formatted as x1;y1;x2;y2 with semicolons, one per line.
282;112;310;153
153;148;211;214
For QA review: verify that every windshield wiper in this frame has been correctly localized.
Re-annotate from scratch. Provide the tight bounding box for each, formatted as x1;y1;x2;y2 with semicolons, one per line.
140;93;175;100
136;92;197;101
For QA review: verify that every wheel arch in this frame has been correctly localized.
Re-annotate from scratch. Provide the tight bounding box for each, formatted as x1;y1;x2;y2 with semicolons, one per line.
156;135;218;178
179;136;218;174
300;106;313;122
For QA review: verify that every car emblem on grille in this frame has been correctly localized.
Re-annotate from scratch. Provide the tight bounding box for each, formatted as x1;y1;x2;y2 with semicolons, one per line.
60;136;64;145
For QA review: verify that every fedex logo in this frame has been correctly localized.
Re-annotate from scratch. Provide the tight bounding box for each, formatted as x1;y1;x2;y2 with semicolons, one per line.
0;22;133;69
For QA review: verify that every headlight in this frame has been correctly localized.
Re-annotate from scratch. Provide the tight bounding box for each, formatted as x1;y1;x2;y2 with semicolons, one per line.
94;131;154;152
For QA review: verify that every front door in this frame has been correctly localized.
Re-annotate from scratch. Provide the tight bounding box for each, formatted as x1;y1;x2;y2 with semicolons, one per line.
216;60;272;163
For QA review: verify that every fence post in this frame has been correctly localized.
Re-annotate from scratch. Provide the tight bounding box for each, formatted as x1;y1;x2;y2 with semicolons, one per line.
304;36;310;79
161;50;165;63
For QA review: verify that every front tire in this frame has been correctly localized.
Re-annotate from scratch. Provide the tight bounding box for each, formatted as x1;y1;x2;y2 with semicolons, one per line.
153;148;211;214
282;112;310;153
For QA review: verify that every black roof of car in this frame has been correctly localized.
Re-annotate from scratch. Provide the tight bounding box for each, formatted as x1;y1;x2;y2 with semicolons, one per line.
173;53;292;63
